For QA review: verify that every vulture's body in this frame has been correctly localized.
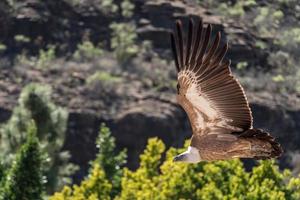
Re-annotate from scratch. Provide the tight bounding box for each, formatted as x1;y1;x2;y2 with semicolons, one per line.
170;18;283;163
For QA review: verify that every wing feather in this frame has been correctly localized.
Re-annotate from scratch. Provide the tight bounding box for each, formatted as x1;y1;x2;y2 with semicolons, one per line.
171;18;253;135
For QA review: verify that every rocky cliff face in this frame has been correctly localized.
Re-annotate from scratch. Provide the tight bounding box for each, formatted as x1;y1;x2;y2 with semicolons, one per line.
0;0;299;181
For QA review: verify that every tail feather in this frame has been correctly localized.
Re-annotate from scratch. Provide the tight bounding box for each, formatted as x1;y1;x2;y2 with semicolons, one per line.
239;129;283;159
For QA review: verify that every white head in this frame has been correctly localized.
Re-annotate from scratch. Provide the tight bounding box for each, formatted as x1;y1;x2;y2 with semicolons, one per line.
173;146;202;163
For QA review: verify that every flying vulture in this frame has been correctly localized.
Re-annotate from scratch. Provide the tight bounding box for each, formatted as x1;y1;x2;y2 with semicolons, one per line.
171;18;283;163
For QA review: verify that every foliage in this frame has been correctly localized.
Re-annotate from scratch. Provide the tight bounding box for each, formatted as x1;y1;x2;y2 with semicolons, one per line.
86;71;122;86
15;45;56;68
50;123;126;199
51;136;300;200
50;164;112;200
36;45;56;68
98;0;118;15
110;22;138;64
0;122;44;200
117;138;300;200
0;83;77;194
93;123;127;197
253;7;284;38
199;0;300;94
276;28;300;50
200;0;256;19
73;41;103;62
0;43;7;53
14;35;30;43
110;0;137;64
236;61;248;70
120;0;135;18
67;0;118;15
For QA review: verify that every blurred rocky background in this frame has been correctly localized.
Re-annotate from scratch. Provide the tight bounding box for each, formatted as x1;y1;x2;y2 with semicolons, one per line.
0;0;299;185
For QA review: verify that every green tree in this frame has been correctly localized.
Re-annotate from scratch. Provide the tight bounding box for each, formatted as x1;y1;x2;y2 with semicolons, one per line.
50;123;127;199
50;164;112;200
0;122;44;200
93;123;127;197
0;83;77;193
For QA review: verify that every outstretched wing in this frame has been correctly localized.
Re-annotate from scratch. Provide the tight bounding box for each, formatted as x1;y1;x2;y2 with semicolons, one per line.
170;18;253;136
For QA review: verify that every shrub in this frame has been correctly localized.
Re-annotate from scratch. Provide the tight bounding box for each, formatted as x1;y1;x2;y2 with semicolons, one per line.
0;43;7;53
98;0;118;15
253;7;284;37
36;45;56;68
73;41;103;62
110;0;137;64
86;71;122;86
14;34;30;43
276;28;300;51
121;0;135;18
110;22;138;64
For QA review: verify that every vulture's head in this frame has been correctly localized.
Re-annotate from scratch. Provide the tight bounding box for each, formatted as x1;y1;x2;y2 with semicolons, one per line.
173;146;202;163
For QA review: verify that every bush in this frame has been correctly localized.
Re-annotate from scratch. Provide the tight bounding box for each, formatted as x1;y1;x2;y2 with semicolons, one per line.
110;22;138;65
15;45;56;68
110;0;137;64
121;0;134;18
0;43;7;53
253;7;284;38
36;45;56;68
73;41;103;62
99;0;118;15
86;72;122;86
0;122;44;200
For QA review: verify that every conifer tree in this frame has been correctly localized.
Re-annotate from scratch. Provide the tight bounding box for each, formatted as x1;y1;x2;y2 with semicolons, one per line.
94;123;127;197
1;122;44;200
0;83;77;193
50;124;127;199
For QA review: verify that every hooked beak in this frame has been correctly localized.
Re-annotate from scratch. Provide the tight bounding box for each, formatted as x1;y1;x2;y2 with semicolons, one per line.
173;154;186;162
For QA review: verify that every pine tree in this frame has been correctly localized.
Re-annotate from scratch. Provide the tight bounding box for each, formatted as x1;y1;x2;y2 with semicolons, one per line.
94;123;127;198
50;123;127;199
0;83;78;193
1;122;44;200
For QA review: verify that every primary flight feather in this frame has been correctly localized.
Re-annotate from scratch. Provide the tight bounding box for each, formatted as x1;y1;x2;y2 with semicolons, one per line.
171;18;283;163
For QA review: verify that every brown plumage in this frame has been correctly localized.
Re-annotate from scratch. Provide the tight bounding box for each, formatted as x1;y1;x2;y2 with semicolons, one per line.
171;18;283;162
